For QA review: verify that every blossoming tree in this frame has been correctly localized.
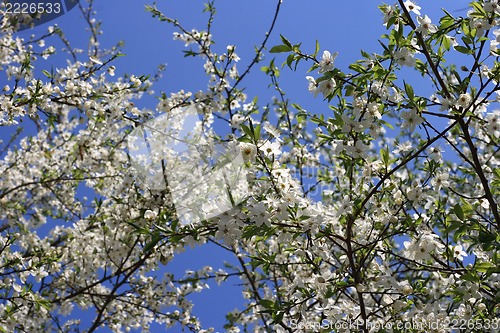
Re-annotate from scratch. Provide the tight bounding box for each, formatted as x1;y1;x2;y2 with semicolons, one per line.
1;0;500;332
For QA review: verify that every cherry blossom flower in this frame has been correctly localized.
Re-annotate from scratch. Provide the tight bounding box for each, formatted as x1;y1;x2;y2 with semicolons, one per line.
335;195;353;217
457;93;471;108
318;78;336;97
427;146;444;162
144;209;157;220
227;44;240;62
403;0;421;15
318;50;338;73
484;0;500;14
404;231;444;261
416;15;437;36
305;76;336;98
401;109;423;132
345;140;370;159
431;172;449;192
394;47;416;67
260;140;281;157
306;75;318;94
469;17;491;37
215;218;242;246
452;245;467;261
485;111;500;137
231;114;246;128
388;87;403;103
230;99;241;109
397;280;413;296
439;97;453;111
406;184;423;202
381;4;398;28
239;142;257;163
393;141;413;155
89;56;103;65
445;35;458;48
341;114;363;133
312;270;333;291
263;121;282;142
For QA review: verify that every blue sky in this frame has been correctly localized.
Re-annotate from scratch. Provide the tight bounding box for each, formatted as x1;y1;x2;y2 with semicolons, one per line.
1;1;473;332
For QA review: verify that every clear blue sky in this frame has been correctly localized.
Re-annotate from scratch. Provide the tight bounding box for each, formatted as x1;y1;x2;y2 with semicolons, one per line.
1;1;470;332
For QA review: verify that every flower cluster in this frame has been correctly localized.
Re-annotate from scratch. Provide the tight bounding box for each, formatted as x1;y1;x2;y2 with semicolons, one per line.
1;1;500;333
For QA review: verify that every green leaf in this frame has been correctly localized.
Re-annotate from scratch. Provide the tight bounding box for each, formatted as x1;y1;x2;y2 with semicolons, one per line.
37;299;52;311
460;272;479;282
454;224;468;242
240;124;254;140
386;15;397;30
445;220;462;233
404;82;415;100
453;203;464;221
143;232;162;253
314;40;320;56
307;63;319;73
439;15;455;30
441;35;451;51
183;49;197;57
253;123;261;141
475;262;495;273
414;59;427;77
455;45;474;54
336;280;350;288
461;35;473;46
349;63;366;73
258;299;275;309
292;103;305;112
272;311;284;323
471;1;486;15
380;147;389;166
380;119;394;130
280;34;292;49
493;168;500;179
269;45;291;53
345;84;355;96
478;230;496;244
286;53;295;69
170;218;179;232
461;20;471;37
